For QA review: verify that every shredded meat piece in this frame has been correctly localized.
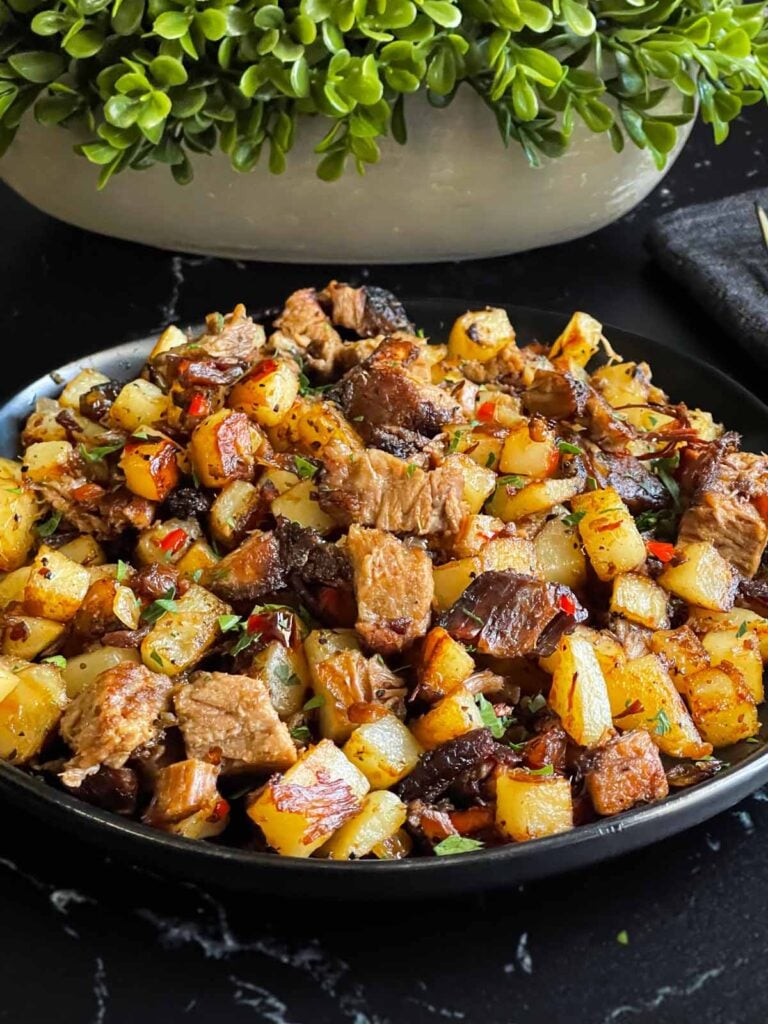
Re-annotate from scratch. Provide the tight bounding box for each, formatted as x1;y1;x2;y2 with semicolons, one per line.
406;799;458;847
397;729;496;803
584;389;636;452
587;448;669;513
101;626;151;648
66;764;139;815
175;671;297;773
131;563;189;602
523;370;589;420
439;570;586;658
204;529;284;603
320;282;413;337
161;487;213;520
143;759;222;826
273;287;341;353
677;433;768;577
609;618;652;659
100;488;156;534
197;305;265;363
328;338;460;453
275;517;351;588
319;441;467;535
79;381;122;424
60;663;173;788
346;525;434;654
522;720;568;773
584;730;668;816
679;494;767;577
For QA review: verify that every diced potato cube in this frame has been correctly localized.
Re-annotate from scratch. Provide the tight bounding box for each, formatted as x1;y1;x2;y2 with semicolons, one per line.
22;440;75;483
452;515;503;558
452;454;496;515
474;390;523;429
268;397;363;457
418;626;475;698
343;714;423;789
259;467;301;496
590;361;651;408
59;368;110;409
410;687;484;750
487;477;581;522
247;739;370;857
0;477;38;572
228;358;300;427
175;540;220;580
658;541;736;611
679;666;759;747
549;311;602;368
1;615;65;661
372;828;413;860
304;630;366;742
0;458;22;483
606;654;711;758
432;557;480;612
649;626;710;686
0;659;68;763
448;308;515;363
548;634;614;747
572;487;646;581
535;517;587;589
610;572;669;629
701;630;764;704
687;408;722;442
322;791;408;860
141;584;230;676
23;545;90;622
109;379;168;433
120;430;181;502
498;420;559;477
190;409;255;488
0;567;31;609
496;769;573;842
209;480;263;548
444;427;504;470
58;535;106;566
249;639;310;720
539;625;627;678
688;608;768;663
479;536;540;576
149;324;187;360
61;646;141;698
271;478;335;534
136;518;200;566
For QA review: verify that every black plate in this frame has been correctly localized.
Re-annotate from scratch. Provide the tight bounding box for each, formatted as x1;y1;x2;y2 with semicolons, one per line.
0;299;766;900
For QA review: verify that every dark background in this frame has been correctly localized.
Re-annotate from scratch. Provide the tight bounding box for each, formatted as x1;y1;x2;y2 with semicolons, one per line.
0;107;766;1024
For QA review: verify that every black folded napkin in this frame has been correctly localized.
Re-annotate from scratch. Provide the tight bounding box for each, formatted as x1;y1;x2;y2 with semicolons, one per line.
647;186;768;367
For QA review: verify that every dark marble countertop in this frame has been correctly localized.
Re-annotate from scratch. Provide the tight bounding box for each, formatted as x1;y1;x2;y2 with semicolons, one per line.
1;110;767;1024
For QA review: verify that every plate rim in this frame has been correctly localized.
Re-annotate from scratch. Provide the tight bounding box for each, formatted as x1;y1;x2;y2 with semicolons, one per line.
1;298;767;893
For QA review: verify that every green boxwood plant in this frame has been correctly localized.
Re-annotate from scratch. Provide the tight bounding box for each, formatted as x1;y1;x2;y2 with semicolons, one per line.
0;0;766;186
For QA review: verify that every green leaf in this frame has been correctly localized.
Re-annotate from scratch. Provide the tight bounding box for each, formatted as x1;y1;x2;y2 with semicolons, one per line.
518;0;553;32
64;27;104;58
104;93;140;127
560;0;596;36
475;694;507;739
138;90;172;130
112;0;144;36
150;55;187;88
31;12;71;36
512;74;538;120
421;0;461;29
76;142;118;164
642;118;677;153
294;455;317;479
218;613;242;632
317;147;347;180
35;91;80;124
0;84;18;119
254;4;285;29
36;511;62;538
153;11;192;40
303;693;325;710
42;655;67;669
196;8;228;41
8;51;65;84
434;836;484;856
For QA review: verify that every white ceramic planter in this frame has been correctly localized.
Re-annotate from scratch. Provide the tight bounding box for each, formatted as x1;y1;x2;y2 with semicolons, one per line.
0;89;691;263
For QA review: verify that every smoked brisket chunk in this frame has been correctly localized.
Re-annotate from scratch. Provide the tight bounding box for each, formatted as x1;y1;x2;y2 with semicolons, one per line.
439;570;586;658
